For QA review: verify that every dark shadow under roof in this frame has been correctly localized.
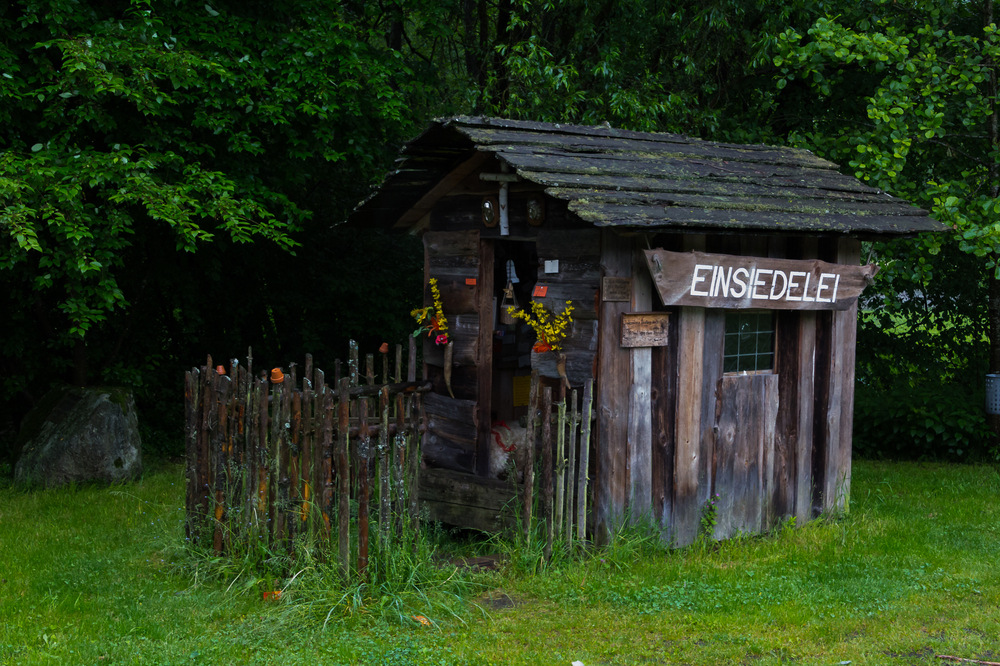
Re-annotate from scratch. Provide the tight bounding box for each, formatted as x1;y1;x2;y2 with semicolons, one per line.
351;116;944;236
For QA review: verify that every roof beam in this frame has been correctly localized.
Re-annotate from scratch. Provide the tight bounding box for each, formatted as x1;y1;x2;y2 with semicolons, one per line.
393;151;489;229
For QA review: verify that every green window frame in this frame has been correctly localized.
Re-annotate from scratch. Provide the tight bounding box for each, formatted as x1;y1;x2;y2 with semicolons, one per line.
723;310;775;373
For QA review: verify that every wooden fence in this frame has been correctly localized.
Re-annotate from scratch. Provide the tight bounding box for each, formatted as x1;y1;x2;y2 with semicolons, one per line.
185;342;597;578
184;341;427;580
517;376;595;558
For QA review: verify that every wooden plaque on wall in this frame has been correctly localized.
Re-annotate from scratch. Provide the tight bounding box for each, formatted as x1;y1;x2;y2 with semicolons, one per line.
620;312;670;347
602;276;632;302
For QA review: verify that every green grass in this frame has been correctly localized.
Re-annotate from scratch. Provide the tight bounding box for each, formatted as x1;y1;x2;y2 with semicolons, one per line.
3;460;1000;664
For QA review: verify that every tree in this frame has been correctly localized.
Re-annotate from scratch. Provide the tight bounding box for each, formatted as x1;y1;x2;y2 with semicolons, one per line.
0;0;433;461
773;0;998;450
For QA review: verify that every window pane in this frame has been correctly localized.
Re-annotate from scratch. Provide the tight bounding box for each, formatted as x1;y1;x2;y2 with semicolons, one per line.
723;309;775;373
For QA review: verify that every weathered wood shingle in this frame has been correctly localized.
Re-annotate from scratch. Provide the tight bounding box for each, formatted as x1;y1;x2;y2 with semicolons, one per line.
352;116;943;235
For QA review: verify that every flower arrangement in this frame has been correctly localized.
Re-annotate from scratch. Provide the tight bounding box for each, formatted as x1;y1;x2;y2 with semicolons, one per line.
507;300;574;353
411;277;449;345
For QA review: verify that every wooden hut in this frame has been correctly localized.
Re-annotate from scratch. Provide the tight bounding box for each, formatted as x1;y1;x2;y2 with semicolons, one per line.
350;116;944;545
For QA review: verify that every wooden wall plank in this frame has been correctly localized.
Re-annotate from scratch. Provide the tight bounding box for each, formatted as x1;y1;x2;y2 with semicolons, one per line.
594;229;633;543
712;374;778;539
628;250;653;523
476;239;495;477
795;238;818;522
834;237;861;512
672;234;706;547
699;309;724;510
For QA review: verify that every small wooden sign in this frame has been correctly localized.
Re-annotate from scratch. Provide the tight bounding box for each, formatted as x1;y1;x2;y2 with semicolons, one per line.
602;276;631;302
465;278;477;286
620;312;671;347
643;249;878;311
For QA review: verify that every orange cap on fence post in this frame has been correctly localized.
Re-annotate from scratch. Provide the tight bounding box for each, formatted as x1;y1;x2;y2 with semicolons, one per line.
270;368;284;384
216;365;226;375
379;342;389;354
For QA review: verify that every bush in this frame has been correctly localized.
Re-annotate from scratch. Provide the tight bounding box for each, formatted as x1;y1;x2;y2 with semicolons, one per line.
853;378;991;462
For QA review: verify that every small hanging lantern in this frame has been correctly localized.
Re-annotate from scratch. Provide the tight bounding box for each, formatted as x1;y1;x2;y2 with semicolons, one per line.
527;196;545;226
481;197;499;227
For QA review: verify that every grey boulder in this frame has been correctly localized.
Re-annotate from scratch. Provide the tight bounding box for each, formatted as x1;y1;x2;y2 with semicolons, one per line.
14;386;142;487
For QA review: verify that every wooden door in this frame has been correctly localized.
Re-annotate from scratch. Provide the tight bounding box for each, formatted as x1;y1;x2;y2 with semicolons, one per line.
711;373;778;539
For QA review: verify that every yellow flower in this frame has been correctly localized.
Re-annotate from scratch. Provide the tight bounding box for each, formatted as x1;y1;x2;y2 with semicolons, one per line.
507;300;574;352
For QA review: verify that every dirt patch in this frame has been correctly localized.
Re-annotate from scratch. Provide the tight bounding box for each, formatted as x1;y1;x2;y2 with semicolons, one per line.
479;591;520;611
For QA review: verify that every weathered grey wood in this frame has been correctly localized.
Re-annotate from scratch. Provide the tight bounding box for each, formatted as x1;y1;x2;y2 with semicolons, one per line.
423;314;478;367
394;151;489;228
834;237;861;513
628;250;653;524
772;310;799;522
550;186;919;217
554;397;566;540
523;371;539;541
476;238;495;477
794;239;818;523
644;249;877;311
565;388;579;546
699;309;725;515
419;468;519;533
379;387;391;541
357;397;370;575
672;235;706;548
574;202;930;235
353;117;940;237
595;230;633;543
712;374;779;539
337;377;351;580
530;319;598;386
542;386;554;560
577;379;593;542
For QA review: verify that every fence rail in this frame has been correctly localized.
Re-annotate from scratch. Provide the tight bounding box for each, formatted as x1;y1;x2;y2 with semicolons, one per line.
184;341;425;581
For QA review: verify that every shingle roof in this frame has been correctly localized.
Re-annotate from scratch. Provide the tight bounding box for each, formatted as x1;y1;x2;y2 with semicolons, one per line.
351;116;943;235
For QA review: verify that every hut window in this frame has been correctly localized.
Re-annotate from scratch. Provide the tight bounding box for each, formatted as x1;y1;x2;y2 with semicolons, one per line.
723;310;775;373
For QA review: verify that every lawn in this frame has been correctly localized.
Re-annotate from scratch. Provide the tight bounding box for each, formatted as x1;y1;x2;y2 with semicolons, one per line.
2;459;999;665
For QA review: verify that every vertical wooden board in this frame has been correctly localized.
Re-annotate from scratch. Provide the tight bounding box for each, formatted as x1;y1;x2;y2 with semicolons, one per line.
595;230;633;543
699;310;724;505
834;237;861;512
811;307;834;514
712;375;778;539
650;328;676;533
671;235;706;547
794;238;819;522
773;310;799;522
628;249;653;522
476;238;495;476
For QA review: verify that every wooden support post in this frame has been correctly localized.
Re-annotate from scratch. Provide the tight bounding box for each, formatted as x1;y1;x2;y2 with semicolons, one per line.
476;237;495;477
629;248;653;524
542;386;554;560
554;397;566;539
672;235;706;547
595;230;633;544
832;237;861;513
577;379;593;543
337;377;351;581
565;388;579;546
523;371;540;542
357;397;370;576
379;387;391;543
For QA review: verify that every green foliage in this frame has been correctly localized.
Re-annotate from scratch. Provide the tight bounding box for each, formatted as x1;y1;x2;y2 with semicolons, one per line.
0;0;433;464
854;379;991;461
